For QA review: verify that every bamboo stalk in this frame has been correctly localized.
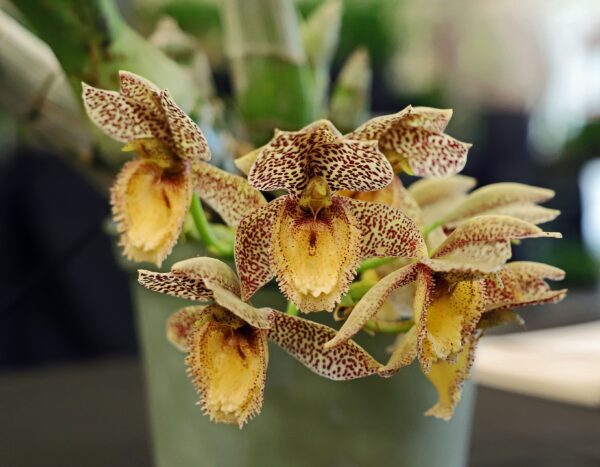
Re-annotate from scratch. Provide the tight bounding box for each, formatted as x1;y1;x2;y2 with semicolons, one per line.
221;0;315;144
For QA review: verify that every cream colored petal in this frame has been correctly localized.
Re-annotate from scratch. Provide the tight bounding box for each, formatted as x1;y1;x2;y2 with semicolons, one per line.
342;197;427;259
425;333;478;420
323;263;420;349
235;198;287;301
268;311;381;379
408;175;476;226
111;159;191;266
138;257;240;301
342;177;423;226
82;83;154;143
248;120;392;196
407;107;454;132
186;319;269;427
442;183;557;228
171;257;241;296
234;146;263;175
166;305;214;351
484;261;567;312
346;106;413;141
271;197;362;312
426;215;562;276
418;280;486;372
193;163;266;228
119;70;162;113
473;204;560;227
204;279;272;329
378;326;418;377
160;90;210;161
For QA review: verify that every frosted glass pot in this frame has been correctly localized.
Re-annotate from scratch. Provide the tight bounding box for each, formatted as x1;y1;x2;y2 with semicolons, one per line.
128;245;475;467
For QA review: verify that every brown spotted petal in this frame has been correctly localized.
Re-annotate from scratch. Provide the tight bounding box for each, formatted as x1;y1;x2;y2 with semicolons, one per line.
82;83;156;143
425;333;478;420
347;107;471;177
83;71;209;162
416;279;486;372
119;70;162;113
324;263;420;349
166;305;214;351
248;120;393;196
204;279;272;330
342;197;427;259
271;197;362;312
425;215;562;276
441;183;559;229
193;163;266;228
112;159;191;266
484;261;567;312
137;257;240;301
341;177;423;226
408;175;476;226
235;197;287;301
269;311;381;380
379;326;418;377
160;90;210;162
186;318;269;427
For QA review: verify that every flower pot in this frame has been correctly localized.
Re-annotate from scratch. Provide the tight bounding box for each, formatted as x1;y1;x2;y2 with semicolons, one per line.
125;244;475;467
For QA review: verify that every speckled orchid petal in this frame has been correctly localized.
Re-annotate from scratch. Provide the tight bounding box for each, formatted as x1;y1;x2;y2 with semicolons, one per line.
119;70;162;113
82;83;155;143
160;90;210;162
112;159;191;266
406;107;454;132
137;257;240;301
408;175;476;226
425;215;562;276
484;261;567;312
417;279;486;372
341;177;423;226
172;257;241;295
425;333;478;420
234;146;264;176
186;318;269;427
166;305;214;351
194;163;266;228
442;183;558;229
378;326;418;377
204;279;272;330
342;197;427;259
235;197;287;301
248;120;393;196
271;197;362;312
324;263;420;349
269;311;381;380
347;107;471;177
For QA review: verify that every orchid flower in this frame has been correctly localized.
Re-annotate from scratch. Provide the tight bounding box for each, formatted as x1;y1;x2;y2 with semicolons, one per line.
325;215;560;418
423;260;566;420
435;182;560;231
234;120;427;312
83;71;265;266
346;106;472;178
138;257;381;427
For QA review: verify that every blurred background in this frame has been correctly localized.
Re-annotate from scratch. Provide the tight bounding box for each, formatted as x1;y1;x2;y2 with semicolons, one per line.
0;0;599;466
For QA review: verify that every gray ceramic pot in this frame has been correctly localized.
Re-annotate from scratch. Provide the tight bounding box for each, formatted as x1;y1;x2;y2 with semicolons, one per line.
126;243;474;467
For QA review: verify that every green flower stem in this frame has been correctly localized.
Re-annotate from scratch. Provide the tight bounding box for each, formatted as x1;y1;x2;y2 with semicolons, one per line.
363;319;413;334
357;257;394;274
423;220;443;237
189;194;233;257
286;301;299;316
